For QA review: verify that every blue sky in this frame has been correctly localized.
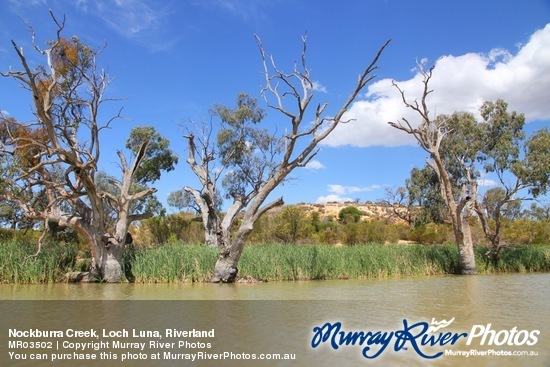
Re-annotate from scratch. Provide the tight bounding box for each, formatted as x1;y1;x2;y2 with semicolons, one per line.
1;0;549;211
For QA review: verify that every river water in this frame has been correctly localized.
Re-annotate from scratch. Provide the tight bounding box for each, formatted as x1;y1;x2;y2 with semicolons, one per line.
1;273;548;366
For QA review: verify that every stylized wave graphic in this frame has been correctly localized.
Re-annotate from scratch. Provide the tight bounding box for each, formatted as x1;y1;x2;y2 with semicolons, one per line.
427;317;455;333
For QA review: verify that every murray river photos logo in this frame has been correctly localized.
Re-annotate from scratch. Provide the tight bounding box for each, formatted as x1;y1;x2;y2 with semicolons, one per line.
310;318;540;359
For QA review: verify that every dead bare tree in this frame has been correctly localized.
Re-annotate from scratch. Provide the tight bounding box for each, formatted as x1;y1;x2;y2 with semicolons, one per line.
383;186;414;225
388;64;477;274
0;12;176;282
183;118;225;248
181;35;390;282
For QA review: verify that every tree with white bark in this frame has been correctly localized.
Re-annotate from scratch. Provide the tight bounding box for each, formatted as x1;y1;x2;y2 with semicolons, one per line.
182;93;266;248
389;64;550;273
0;13;177;282
389;65;478;274
181;35;390;282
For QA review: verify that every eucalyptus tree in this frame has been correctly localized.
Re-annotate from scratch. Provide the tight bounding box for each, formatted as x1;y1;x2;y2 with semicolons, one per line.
389;65;549;273
338;206;363;224
182;93;264;248
475;124;550;265
406;165;448;226
389;65;481;274
182;35;390;282
271;206;314;244
0;128;34;230
168;189;198;213
523;201;550;221
0;13;177;282
383;186;413;225
385;164;448;228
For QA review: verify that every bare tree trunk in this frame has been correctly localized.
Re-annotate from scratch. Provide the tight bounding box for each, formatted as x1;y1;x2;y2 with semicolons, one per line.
205;225;219;248
212;215;260;282
187;37;390;283
474;200;510;268
203;208;220;248
431;158;477;275
76;230;123;282
389;65;478;275
69;221;126;283
210;200;246;282
456;182;478;275
455;210;477;275
91;239;125;283
212;244;241;283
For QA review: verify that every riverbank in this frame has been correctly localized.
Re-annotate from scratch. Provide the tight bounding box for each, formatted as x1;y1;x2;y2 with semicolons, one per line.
1;240;549;284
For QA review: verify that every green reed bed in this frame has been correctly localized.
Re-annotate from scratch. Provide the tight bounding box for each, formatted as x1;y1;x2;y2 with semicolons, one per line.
238;243;461;280
0;240;78;284
1;240;549;283
132;242;550;282
130;242;217;283
479;245;550;273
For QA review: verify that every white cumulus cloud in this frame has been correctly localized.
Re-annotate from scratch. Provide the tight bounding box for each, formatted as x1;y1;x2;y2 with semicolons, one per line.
312;81;328;93
328;184;381;195
304;160;326;170
316;184;382;203
323;23;550;148
316;194;354;204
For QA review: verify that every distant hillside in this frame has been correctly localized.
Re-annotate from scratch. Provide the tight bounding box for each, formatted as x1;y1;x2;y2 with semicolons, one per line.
268;201;409;224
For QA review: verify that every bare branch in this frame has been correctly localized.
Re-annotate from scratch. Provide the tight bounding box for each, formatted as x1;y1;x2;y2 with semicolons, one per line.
1;14;165;281
22;218;49;266
253;196;284;223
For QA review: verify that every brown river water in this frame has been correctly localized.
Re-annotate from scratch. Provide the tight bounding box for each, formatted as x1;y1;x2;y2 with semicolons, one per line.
1;273;548;366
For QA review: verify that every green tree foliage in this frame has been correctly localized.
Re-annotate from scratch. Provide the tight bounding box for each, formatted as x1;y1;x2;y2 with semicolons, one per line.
439;111;483;181
139;213;203;246
338;206;363;224
272;206;314;244
126;126;178;184
339;219;398;245
167;189;194;212
479;100;525;175
523;202;550;221
215;94;282;200
512;128;550;197
502;218;550;245
390;63;549;273
482;187;521;221
213;93;266;166
409;222;452;245
406;166;448;226
0;13;177;282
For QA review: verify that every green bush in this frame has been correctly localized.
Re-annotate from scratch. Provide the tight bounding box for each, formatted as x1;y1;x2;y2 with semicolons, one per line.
503;218;550;245
139;213;204;245
409;222;452;245
338;206;363;224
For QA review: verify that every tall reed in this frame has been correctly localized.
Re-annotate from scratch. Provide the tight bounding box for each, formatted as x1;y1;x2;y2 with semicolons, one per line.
132;242;550;282
0;239;78;284
130;242;217;283
239;243;461;280
478;245;550;273
1;240;549;283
